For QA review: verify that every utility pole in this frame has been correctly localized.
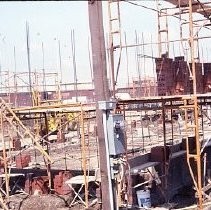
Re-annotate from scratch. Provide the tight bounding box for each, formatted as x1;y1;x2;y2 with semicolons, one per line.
88;1;112;209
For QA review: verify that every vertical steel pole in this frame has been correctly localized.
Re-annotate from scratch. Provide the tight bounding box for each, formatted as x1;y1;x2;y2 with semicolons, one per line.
58;40;62;84
1;114;9;199
157;0;162;57
108;0;116;98
26;21;33;106
124;33;130;91
13;46;18;106
162;100;167;189
188;0;203;209
102;110;115;209
88;1;112;209
71;30;78;102
41;42;47;93
80;107;88;208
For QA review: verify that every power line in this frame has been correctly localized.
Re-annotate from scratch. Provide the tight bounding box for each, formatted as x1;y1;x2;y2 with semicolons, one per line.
196;0;211;22
123;0;211;32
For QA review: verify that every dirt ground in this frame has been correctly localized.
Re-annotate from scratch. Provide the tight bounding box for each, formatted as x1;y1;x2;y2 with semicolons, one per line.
7;193;101;210
3;111;211;210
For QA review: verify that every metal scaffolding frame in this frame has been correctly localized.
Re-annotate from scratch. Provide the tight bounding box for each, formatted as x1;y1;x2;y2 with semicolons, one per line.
107;0;211;209
0;1;211;209
0;97;98;208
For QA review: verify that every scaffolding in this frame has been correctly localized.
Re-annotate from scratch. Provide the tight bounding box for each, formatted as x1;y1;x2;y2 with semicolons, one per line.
108;0;122;97
0;97;98;208
0;1;211;209
0;71;61;107
106;0;211;209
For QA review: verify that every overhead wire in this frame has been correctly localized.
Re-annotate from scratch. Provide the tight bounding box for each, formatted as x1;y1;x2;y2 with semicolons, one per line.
192;0;211;39
196;0;211;21
123;0;211;32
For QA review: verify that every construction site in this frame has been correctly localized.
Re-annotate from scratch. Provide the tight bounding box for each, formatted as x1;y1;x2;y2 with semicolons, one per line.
1;0;211;210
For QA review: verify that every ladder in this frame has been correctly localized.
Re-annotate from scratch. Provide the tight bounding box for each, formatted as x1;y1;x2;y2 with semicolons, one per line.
108;0;122;96
0;97;51;162
178;1;203;208
157;0;169;57
0;97;52;202
180;96;203;208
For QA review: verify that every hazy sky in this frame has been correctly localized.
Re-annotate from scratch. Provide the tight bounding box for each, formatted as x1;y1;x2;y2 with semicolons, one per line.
0;1;210;88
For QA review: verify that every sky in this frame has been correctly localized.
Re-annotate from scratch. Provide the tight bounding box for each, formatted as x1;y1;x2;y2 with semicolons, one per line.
0;1;91;88
0;1;210;90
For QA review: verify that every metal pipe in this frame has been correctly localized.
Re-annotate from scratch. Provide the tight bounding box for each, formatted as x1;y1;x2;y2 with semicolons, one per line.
58;40;62;83
141;33;146;81
71;29;78;102
203;153;207;187
88;36;94;89
0;81;92;91
108;0;116;98
170;101;174;144
26;21;33;106
1;114;9;198
157;0;162;57
41;42;47;94
188;0;203;208
135;31;141;98
161;100;167;189
80;107;89;208
13;47;18;106
103;111;115;210
124;32;130;91
112;35;211;49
